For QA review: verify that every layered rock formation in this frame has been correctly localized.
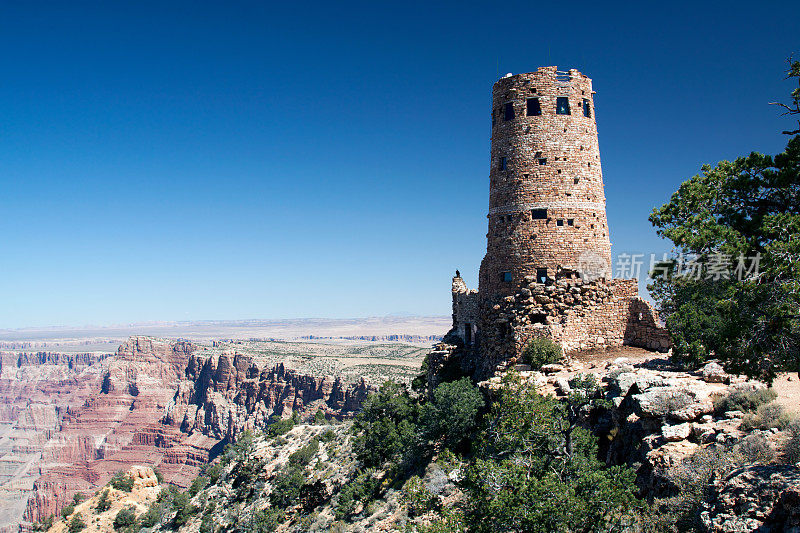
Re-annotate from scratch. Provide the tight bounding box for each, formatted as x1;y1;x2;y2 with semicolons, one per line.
0;336;372;531
0;351;110;533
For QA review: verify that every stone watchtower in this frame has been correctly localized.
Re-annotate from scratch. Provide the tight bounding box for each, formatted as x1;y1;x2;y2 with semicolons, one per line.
441;67;670;380
479;67;612;300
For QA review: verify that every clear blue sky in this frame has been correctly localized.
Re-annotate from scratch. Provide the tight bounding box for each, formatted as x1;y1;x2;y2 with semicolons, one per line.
1;1;797;328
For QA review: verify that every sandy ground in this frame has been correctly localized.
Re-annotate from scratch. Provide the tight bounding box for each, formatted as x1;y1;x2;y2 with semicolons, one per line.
772;373;800;415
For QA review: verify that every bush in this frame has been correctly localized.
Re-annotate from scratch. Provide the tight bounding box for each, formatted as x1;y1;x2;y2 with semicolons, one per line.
647;446;739;531
72;492;86;504
61;503;75;519
109;471;135;492
270;464;307;508
247;508;284;532
314;409;327;424
68;514;86;533
741;402;791;431
784;420;800;463
735;434;775;464
419;377;484;450
96;490;112;512
319;429;336;443
188;475;208;496
170;492;197;529
352;382;420;468
113;507;137;530
153;468;164;483
139;503;163;528
288;439;319;466
32;515;54;532
204;462;224;485
521;337;563;369
266;412;299;437
402;475;439;517
334;469;381;520
462;374;641;532
713;387;777;415
199;514;214;533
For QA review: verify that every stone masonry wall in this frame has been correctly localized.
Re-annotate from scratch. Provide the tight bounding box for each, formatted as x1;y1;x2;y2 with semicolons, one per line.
479;67;612;300
451;275;479;348
475;276;670;379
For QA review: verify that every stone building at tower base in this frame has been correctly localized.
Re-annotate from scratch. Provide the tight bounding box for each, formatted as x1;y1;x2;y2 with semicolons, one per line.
444;274;670;381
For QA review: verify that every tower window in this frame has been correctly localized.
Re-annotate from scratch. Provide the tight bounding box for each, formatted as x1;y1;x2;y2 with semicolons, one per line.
583;98;592;118
536;268;547;284
538;158;547;165
574;177;580;184
567;219;574;226
499;157;507;170
531;209;547;220
501;271;513;282
557;219;564;226
556;97;571;115
526;98;541;116
504;102;515;121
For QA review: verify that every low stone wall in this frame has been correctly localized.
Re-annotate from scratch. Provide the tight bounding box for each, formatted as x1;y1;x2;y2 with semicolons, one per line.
473;276;670;378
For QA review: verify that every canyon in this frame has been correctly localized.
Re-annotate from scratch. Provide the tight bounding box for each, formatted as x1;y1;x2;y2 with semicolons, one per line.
0;335;418;531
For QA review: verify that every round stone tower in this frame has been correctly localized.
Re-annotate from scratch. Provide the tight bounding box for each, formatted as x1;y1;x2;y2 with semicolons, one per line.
478;66;612;300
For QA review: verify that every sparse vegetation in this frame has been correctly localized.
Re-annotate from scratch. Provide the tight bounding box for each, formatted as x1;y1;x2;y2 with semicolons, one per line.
266;412;299;437
713;387;777;415
784;420;800;463
61;503;75;519
68;514;87;533
113;506;137;530
735;433;775;464
95;489;112;513
109;471;135;492
334;468;381;520
402;475;439;517
645;446;740;532
741;402;791;430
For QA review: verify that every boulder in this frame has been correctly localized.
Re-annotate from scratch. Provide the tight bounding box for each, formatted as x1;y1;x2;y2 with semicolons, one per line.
662;422;693;442
540;364;564;374
701;464;800;532
703;362;730;384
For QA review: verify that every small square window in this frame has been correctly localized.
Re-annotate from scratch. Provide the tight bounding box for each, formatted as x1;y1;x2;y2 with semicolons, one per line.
538;158;547;165
501;271;513;282
531;209;547;220
583;98;591;118
557;219;564;226
499;157;507;170
526;98;541;116
574;177;580;185
556;97;571;115
567;219;574;226
504;102;515;121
